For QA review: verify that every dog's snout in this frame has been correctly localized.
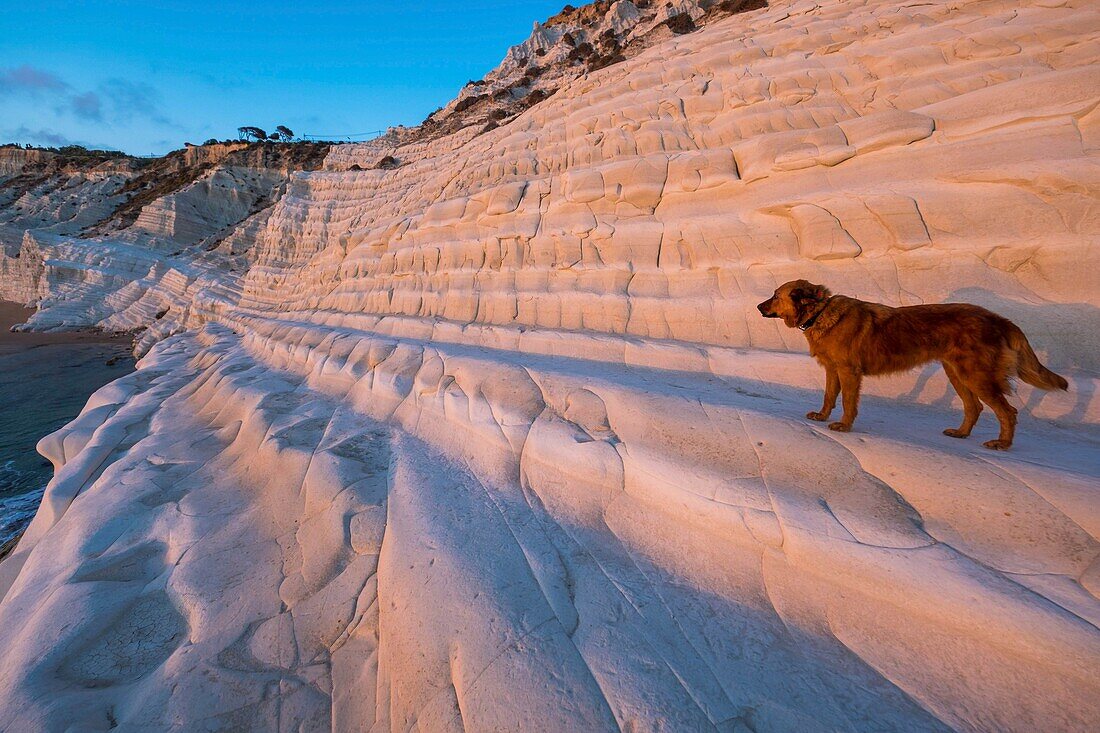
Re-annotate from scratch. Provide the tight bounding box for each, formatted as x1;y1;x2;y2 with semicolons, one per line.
757;299;778;317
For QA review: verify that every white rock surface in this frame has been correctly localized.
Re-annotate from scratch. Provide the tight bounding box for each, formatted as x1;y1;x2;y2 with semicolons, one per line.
0;0;1098;730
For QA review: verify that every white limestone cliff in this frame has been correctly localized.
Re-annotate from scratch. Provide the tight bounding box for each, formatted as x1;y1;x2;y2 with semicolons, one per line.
0;0;1098;730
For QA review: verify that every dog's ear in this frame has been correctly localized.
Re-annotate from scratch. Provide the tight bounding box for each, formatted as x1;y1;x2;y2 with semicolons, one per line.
792;283;830;304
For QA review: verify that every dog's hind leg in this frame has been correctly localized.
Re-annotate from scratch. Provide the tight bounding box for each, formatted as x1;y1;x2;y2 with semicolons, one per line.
970;379;1017;450
942;362;982;438
808;366;839;421
829;368;861;432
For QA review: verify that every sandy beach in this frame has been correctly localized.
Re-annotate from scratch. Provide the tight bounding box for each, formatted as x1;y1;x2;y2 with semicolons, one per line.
0;301;134;353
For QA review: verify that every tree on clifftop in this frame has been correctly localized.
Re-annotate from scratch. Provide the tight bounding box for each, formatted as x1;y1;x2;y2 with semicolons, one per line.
275;125;295;141
237;126;268;142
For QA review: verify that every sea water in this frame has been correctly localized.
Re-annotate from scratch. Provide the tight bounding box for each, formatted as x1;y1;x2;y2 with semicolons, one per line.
0;342;134;547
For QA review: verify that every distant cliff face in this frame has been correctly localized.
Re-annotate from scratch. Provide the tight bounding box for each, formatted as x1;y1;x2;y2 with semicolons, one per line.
0;146;139;244
0;147;56;179
0;142;329;244
0;146;138;178
90;141;330;236
0;141;328;343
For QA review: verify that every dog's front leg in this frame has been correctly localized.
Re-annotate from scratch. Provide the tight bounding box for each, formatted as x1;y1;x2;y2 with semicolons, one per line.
829;368;862;432
807;366;839;421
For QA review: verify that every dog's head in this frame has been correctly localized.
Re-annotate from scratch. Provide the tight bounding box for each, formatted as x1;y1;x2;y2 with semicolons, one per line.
757;280;832;328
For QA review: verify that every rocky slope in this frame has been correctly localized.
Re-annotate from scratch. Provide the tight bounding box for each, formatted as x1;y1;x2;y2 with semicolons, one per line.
0;146;139;255
0;141;328;344
0;0;1098;731
414;0;769;141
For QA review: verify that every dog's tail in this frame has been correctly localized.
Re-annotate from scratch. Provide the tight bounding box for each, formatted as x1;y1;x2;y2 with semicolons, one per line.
1009;327;1068;391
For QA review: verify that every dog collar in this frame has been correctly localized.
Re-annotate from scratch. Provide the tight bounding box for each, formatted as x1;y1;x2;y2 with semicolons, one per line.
798;298;832;332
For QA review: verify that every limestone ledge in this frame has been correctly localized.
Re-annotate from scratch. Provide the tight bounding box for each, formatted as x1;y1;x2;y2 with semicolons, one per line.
0;322;1095;730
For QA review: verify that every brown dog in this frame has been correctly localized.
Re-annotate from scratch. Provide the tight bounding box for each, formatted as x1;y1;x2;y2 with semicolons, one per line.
757;280;1068;449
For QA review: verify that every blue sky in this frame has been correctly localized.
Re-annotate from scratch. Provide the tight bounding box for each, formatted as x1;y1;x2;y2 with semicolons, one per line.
0;1;566;154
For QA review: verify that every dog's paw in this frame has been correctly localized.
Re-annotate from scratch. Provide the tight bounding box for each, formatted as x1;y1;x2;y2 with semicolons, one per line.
828;422;851;432
943;428;970;439
806;411;828;421
982;439;1012;450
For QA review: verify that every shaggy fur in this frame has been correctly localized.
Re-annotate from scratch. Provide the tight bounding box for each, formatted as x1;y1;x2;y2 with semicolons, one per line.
757;280;1068;449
